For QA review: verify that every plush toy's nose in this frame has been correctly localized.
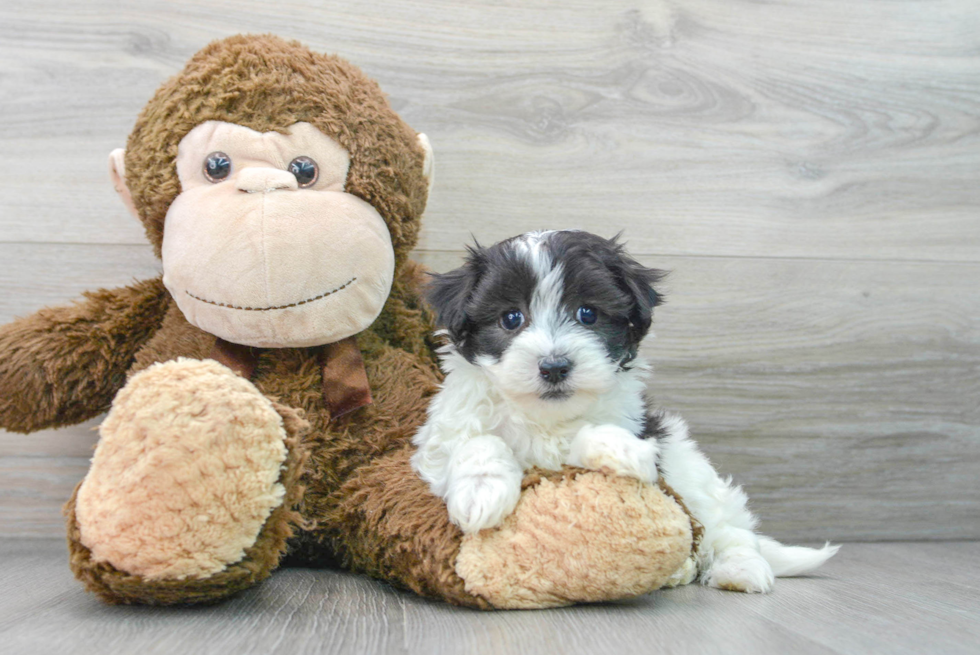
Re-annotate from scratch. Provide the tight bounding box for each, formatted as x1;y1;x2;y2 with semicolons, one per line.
236;167;299;194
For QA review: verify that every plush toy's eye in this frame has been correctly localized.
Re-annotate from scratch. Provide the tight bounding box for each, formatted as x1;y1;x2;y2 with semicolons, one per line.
500;310;525;331
202;151;231;182
288;156;319;187
576;306;598;325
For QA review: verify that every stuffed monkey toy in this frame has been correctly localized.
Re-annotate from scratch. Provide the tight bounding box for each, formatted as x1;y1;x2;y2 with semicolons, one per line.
0;35;695;609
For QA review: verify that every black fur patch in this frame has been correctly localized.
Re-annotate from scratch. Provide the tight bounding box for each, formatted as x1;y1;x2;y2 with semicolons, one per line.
425;240;537;362
426;231;667;368
639;403;671;442
547;231;667;366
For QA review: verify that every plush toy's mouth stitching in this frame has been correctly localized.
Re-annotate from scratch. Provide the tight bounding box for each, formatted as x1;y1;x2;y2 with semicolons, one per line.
186;277;356;311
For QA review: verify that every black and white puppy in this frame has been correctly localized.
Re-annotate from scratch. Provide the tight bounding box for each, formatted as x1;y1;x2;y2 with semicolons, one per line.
411;230;838;593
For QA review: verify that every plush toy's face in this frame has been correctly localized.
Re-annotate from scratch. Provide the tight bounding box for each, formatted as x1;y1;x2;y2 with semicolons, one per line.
156;120;395;348
111;119;432;349
107;35;434;348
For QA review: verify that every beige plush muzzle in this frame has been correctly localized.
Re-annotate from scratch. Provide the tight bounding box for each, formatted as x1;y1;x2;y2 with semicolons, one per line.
160;121;396;348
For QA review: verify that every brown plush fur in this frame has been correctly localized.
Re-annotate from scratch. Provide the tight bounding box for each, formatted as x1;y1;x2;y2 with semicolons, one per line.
0;278;169;433
2;35;694;608
322;444;492;609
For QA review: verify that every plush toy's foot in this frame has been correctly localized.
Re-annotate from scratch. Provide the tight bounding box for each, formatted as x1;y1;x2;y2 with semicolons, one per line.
67;358;309;605
454;469;694;609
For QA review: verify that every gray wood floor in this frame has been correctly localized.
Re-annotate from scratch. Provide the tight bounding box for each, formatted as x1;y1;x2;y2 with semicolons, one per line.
1;0;979;543
1;539;977;655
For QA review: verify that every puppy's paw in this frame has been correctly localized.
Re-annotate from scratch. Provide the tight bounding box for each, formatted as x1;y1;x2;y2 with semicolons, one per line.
663;555;699;588
704;546;775;593
446;471;522;533
568;424;659;484
445;435;523;534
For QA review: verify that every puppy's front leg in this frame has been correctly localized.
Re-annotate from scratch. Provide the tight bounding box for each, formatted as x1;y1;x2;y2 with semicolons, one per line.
568;424;659;484
446;435;523;534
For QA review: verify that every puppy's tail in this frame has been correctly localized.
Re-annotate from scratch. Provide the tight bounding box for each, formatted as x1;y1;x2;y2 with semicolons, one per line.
758;536;840;577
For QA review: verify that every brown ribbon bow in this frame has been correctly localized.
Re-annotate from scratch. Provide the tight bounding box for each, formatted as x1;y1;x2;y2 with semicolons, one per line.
209;335;373;420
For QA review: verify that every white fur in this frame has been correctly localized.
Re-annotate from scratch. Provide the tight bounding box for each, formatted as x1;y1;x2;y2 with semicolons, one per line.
412;346;652;532
654;413;838;592
568;423;659;484
443;434;523;534
412;232;838;591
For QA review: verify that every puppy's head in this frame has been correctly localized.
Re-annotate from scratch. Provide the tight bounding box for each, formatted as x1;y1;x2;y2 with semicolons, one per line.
426;231;666;416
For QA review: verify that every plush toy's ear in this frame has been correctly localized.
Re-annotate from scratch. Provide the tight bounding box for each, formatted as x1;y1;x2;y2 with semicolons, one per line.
108;148;139;220
417;133;434;194
425;245;486;345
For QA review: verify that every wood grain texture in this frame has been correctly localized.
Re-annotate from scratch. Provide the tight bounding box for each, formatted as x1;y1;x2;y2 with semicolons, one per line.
0;422;99;536
0;539;978;655
1;0;978;259
1;0;979;541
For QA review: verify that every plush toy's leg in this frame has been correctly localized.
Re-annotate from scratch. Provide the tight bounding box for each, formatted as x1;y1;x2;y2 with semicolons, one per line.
326;446;694;610
453;470;695;608
323;444;491;608
66;359;309;605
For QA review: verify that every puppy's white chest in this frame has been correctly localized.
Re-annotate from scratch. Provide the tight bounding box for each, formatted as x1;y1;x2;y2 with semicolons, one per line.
497;419;581;471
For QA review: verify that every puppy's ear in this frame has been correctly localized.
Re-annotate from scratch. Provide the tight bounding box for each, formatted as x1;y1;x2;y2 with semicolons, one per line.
607;238;667;344
425;245;486;344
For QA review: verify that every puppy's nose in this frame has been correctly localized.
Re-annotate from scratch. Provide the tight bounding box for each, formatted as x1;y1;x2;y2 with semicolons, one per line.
539;358;572;384
236;167;299;194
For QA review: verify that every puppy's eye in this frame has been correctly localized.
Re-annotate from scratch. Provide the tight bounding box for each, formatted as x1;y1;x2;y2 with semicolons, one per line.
576;306;598;325
288;156;319;187
203;152;232;182
500;310;525;331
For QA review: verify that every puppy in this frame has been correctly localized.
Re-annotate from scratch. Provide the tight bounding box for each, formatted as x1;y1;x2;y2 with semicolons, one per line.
411;230;838;593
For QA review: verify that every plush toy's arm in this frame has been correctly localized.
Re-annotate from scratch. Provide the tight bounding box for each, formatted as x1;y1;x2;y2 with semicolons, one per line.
0;276;170;433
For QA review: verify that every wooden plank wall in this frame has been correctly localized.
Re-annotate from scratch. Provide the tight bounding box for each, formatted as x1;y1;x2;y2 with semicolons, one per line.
0;0;977;540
